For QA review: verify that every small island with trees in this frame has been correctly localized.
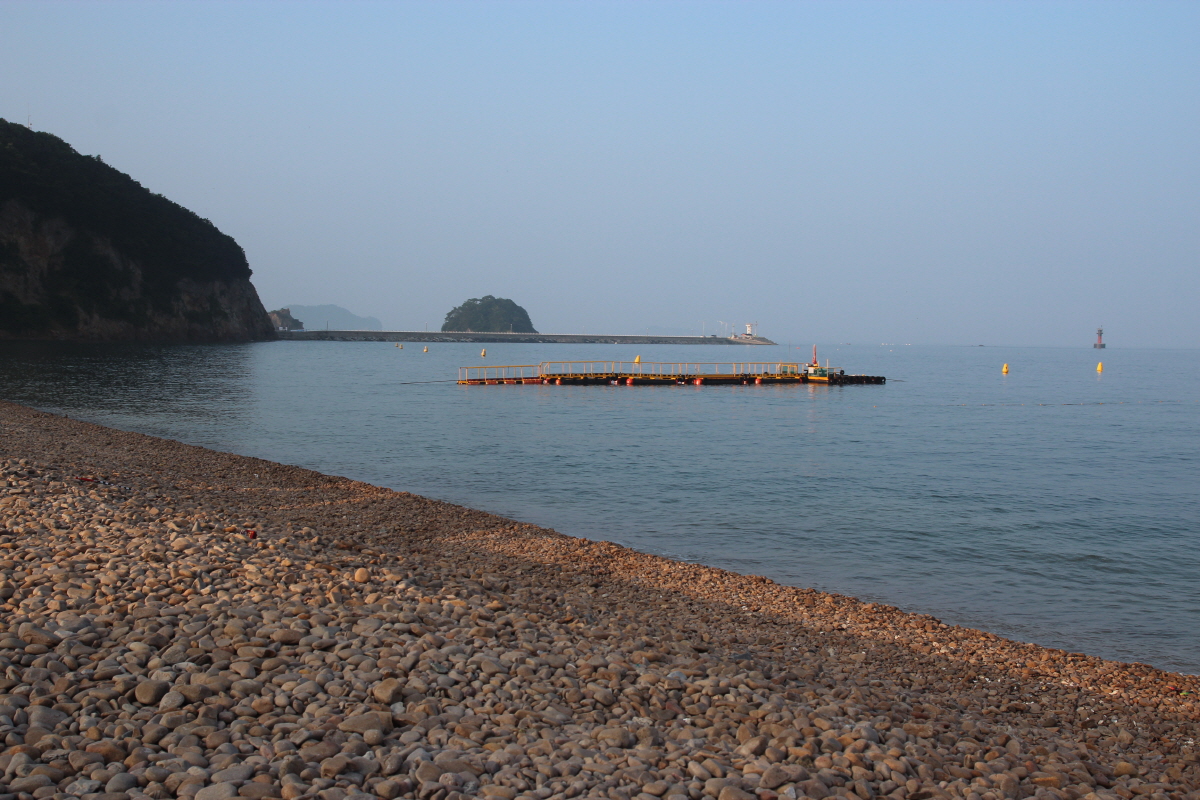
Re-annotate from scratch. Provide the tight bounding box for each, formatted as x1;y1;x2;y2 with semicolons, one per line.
268;308;304;331
442;295;537;333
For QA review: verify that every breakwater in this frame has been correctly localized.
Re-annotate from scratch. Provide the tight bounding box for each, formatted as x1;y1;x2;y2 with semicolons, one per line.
278;331;777;345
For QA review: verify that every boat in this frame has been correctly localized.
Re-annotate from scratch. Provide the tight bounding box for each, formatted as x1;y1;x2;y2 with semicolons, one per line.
803;345;843;383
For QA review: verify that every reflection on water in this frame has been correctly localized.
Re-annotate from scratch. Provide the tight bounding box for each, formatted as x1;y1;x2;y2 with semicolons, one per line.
0;342;255;446
1;340;1198;673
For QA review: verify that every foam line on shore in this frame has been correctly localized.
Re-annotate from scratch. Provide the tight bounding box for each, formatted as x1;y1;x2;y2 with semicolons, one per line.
0;400;1197;800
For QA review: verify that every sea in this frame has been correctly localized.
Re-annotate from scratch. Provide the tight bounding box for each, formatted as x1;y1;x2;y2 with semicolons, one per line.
1;340;1196;674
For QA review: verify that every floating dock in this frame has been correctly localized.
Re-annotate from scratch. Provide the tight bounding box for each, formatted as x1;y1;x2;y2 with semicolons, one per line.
458;360;885;386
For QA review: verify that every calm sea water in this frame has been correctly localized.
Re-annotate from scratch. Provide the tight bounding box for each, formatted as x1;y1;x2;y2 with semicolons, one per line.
1;341;1197;674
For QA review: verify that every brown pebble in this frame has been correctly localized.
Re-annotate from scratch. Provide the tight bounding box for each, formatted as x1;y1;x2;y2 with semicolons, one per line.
0;400;1196;800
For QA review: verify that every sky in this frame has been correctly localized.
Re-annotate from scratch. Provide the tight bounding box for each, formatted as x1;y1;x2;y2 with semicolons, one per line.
2;1;1198;347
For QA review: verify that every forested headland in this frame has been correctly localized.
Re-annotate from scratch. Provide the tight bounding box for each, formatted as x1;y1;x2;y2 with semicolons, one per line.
0;119;274;341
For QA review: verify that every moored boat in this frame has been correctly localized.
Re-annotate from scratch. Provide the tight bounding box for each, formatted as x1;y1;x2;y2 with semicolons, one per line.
803;345;841;382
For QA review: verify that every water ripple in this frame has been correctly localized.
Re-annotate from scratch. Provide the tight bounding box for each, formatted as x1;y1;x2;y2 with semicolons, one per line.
1;341;1197;673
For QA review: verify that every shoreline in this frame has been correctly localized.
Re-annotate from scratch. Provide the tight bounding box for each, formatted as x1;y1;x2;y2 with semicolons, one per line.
0;400;1196;800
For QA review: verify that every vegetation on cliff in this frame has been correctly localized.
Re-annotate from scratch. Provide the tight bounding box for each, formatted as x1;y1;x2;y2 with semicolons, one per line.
442;295;537;333
268;307;304;331
0;118;273;340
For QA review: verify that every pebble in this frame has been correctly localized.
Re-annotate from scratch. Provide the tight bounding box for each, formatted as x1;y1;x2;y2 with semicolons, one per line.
0;399;1198;800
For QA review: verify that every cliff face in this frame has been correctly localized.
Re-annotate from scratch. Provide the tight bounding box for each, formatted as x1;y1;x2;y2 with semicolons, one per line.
0;120;275;342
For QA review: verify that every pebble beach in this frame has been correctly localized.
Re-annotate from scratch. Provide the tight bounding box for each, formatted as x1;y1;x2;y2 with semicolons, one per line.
0;400;1195;800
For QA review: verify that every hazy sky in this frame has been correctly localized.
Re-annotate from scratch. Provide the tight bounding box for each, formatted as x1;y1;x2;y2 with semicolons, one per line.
2;1;1197;346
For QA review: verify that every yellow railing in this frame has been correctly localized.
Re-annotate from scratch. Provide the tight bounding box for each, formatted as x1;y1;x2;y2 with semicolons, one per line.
538;360;804;377
458;365;541;382
460;361;806;381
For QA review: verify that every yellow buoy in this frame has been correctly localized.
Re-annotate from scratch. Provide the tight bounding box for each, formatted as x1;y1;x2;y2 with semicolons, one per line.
1097;362;1103;372
481;348;486;358
1002;363;1009;374
398;343;403;349
423;346;428;353
634;355;641;364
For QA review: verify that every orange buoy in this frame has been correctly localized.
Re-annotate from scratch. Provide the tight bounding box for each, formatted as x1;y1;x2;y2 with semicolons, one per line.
755;377;763;384
626;377;635;385
694;378;704;385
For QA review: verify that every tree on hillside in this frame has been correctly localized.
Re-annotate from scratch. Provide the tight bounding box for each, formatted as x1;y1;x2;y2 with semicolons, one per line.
0;118;251;287
442;296;537;333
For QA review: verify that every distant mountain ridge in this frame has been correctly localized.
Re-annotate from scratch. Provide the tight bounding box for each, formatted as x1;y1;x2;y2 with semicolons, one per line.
0;119;274;341
284;304;382;331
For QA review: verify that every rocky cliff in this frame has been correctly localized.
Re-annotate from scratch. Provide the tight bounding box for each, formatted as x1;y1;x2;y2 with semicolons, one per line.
0;119;274;342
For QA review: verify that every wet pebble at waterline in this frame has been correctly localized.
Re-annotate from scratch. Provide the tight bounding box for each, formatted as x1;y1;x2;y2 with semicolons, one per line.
0;400;1197;800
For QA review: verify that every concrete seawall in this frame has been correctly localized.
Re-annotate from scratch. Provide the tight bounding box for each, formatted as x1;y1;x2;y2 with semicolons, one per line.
278;330;778;345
